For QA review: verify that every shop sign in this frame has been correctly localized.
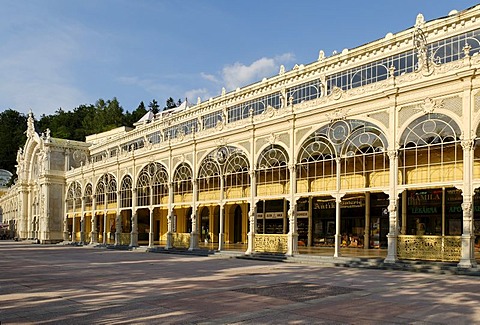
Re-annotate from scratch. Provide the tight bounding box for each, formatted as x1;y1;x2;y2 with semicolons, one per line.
314;200;335;209
408;190;441;206
313;198;364;209
265;212;284;219
257;212;284;219
411;206;439;214
297;211;308;218
341;199;364;208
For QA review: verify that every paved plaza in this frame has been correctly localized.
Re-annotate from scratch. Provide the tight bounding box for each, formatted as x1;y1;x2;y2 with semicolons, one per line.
1;241;480;324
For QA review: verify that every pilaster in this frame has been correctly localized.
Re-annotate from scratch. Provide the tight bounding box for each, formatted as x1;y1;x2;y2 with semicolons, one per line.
130;210;138;247
385;149;399;264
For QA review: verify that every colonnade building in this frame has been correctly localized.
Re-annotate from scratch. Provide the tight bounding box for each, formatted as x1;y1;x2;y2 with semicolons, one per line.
3;6;480;268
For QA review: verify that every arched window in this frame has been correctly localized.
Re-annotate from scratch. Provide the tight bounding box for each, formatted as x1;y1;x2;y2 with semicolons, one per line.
136;163;169;207
151;163;169;205
198;155;221;193
224;148;250;198
95;174;116;209
297;133;336;192
136;170;150;207
340;121;388;189
399;113;462;184
173;163;193;202
120;176;132;208
257;145;289;196
106;176;117;206
297;119;388;191
84;183;93;211
66;182;82;212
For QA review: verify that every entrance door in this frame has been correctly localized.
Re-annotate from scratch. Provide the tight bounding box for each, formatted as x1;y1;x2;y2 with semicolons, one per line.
234;206;242;243
200;207;209;241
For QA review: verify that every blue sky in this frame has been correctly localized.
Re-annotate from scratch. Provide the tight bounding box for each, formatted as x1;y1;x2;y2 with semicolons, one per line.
1;1;479;117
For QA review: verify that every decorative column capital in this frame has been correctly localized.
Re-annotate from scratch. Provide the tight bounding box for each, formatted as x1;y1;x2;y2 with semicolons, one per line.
288;163;296;173
461;139;474;151
387;149;398;160
388;201;397;214
461;201;473;215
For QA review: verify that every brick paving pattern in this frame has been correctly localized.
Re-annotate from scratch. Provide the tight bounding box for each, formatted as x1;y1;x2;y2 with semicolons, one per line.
1;241;480;324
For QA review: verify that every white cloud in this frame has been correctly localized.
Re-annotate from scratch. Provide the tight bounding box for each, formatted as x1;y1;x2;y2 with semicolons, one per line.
200;72;219;83
185;53;296;103
222;57;277;90
184;88;211;103
221;53;295;91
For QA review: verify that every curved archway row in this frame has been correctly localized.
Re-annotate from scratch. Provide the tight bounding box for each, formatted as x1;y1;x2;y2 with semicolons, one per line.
62;114;477;265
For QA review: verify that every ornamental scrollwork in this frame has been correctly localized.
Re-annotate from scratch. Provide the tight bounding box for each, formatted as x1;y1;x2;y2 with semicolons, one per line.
419;97;444;114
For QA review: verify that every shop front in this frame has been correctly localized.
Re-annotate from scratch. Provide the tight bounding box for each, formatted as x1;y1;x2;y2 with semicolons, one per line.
397;188;463;262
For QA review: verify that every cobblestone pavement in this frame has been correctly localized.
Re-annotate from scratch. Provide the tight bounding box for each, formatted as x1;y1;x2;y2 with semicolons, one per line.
1;241;480;324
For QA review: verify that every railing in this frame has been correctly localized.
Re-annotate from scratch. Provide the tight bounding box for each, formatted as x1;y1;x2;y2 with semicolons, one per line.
254;234;288;254
160;232;191;248
397;235;462;262
118;233;131;245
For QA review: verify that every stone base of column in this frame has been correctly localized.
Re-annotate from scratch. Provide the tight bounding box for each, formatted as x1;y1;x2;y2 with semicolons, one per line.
334;234;341;257
458;234;477;268
80;232;85;244
245;232;254;255
384;234;398;264
363;233;370;249
287;233;298;256
458;258;477;268
148;232;154;248
165;232;173;249
218;233;225;251
90;232;97;244
189;232;199;251
63;231;69;241
129;231;138;247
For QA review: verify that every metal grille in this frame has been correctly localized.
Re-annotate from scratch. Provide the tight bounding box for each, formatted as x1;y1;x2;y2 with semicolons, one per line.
232;282;361;302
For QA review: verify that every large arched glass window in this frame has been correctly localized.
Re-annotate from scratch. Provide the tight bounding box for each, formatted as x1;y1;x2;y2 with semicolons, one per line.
95;174;116;209
257;145;289;196
340;120;388;189
399;113;462;184
136;162;169;206
297;133;336;193
84;183;93;211
106;176;117;207
95;178;105;208
136;169;150;207
473;122;480;180
66;182;82;213
224;148;250;199
298;119;388;191
173;163;193;203
151;163;169;205
198;155;221;193
120;176;132;208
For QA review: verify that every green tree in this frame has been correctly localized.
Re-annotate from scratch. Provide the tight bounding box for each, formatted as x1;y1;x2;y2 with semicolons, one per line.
81;98;124;134
148;99;160;114
164;97;177;111
124;101;148;127
0;109;27;174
